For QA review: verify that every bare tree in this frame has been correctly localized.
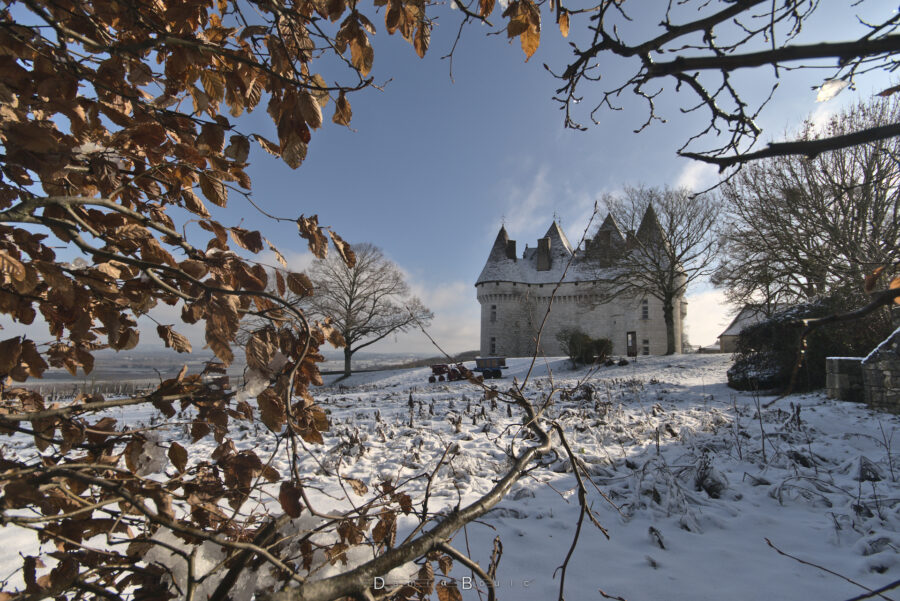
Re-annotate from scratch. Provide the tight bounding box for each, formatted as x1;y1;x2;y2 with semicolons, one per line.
713;95;900;314
549;0;900;167
307;243;433;376
591;186;720;354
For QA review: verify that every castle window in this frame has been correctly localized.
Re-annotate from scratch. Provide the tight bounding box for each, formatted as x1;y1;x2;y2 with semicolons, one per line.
641;299;649;320
490;305;497;322
642;339;650;355
490;337;497;355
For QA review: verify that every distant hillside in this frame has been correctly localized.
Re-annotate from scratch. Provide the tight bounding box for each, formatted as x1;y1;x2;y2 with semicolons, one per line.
383;350;480;370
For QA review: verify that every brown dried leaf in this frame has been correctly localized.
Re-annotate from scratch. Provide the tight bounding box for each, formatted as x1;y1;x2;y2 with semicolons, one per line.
182;188;210;218
345;478;368;496
414;22;430;59
265;238;288;267
395;492;412;514
891;275;900;305
0;337;22;374
179;259;209;280
864;266;885;294
199;172;228;208
319;318;346;348
418;562;435;596
246;331;276;371
258;388;286;432
479;0;495;18
191;420;211;442
328;230;356;268
297;215;328;258
281;133;308;169
372;513;396;546
225;134;251;162
349;34;374;77
559;10;569;37
438;554;453;576
124;438;144;473
279;482;303;517
168;442;188;472
878;84;900;97
229;227;264;253
299;92;323;129
436;581;462;601
286;272;314;298
521;25;540;60
0;249;26;282
332;92;352;126
157;325;192;353
254;134;282;157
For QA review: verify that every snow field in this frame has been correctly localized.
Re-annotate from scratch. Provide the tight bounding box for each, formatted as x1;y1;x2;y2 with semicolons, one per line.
2;354;900;600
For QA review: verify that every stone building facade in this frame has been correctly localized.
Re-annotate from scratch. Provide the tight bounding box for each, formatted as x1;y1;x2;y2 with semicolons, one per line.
475;211;687;357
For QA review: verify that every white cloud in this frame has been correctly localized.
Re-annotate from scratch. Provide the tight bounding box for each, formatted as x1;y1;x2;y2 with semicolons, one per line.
501;165;553;236
675;161;718;192
371;279;480;356
684;288;733;348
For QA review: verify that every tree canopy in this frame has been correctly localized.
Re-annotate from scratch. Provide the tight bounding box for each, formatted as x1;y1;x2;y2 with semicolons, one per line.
307;243;433;376
591;186;720;354
549;0;900;167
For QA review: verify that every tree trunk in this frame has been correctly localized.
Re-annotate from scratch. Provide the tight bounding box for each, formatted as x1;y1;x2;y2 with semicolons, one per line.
343;347;353;377
663;298;676;355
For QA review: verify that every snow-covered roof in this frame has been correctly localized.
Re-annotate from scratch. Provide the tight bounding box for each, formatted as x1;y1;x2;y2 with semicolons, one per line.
476;221;616;285
863;324;900;364
719;305;787;338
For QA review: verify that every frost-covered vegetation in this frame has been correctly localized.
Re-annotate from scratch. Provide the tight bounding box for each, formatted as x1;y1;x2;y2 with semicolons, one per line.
4;355;900;600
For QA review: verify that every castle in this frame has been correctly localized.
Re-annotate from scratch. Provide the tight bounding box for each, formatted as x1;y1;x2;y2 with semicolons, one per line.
475;208;687;357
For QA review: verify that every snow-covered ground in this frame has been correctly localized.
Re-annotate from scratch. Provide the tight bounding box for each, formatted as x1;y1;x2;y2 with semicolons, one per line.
3;354;900;600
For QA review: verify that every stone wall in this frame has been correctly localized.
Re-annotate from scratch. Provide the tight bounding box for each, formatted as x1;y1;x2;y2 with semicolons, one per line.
862;333;900;413
476;280;684;357
826;357;865;403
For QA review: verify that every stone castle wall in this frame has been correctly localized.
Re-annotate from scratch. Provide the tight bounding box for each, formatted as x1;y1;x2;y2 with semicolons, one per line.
476;280;683;357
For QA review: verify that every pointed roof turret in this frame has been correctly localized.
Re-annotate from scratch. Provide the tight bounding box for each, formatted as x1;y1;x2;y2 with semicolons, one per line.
543;221;574;255
476;225;520;284
595;213;625;245
636;203;666;245
492;225;509;250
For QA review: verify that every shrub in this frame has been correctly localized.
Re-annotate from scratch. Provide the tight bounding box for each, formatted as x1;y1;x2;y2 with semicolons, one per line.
557;328;613;367
727;297;891;391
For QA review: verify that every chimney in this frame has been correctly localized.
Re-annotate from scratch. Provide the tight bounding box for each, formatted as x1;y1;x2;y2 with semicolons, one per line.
506;239;517;260
625;230;637;250
536;237;551;271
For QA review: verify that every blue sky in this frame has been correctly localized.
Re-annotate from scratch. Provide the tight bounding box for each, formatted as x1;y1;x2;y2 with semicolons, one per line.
2;1;896;355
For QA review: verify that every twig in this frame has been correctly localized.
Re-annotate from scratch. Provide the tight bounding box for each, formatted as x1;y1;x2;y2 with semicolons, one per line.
765;538;896;601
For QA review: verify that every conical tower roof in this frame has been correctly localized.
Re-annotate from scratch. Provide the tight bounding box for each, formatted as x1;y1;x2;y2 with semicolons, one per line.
636;204;666;244
595;213;625;245
476;225;517;284
543;221;574;255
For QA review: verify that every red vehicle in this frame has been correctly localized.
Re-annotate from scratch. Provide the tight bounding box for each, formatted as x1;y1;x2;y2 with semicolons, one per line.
428;363;472;383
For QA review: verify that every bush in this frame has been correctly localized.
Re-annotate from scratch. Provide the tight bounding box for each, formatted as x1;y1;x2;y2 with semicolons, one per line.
557;328;613;367
727;297;891;391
